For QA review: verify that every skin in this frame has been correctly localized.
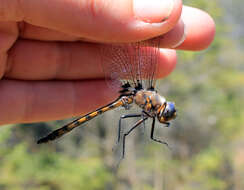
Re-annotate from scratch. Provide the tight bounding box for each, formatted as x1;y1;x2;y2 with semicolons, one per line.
0;0;215;125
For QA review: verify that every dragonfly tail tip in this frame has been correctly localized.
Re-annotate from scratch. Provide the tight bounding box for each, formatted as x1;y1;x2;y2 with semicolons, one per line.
37;138;48;144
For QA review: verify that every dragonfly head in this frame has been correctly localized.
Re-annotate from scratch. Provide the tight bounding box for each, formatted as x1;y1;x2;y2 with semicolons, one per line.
157;102;177;123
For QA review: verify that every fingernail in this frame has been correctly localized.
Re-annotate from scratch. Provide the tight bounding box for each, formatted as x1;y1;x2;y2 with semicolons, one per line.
171;21;187;48
133;0;174;23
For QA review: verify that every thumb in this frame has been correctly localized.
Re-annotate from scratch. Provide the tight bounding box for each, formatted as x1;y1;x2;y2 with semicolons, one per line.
0;0;182;42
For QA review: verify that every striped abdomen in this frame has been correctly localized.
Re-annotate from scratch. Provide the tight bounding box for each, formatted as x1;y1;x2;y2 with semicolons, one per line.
37;96;133;144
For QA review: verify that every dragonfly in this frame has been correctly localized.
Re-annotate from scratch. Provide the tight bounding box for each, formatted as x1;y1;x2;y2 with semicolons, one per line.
37;37;177;158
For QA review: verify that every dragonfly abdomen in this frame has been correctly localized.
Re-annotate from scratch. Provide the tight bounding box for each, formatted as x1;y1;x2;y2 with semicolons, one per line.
37;96;133;144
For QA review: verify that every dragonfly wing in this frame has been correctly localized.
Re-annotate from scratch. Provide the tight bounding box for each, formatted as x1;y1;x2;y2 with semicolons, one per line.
100;37;161;90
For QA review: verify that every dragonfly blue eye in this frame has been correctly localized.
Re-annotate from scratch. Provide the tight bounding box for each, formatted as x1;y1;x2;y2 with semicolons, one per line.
163;102;176;120
168;102;176;111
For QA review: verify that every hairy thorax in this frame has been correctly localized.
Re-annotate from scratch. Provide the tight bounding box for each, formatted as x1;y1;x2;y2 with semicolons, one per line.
134;90;166;116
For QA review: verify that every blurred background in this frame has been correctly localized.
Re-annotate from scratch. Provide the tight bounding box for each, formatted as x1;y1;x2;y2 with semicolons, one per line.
0;0;243;189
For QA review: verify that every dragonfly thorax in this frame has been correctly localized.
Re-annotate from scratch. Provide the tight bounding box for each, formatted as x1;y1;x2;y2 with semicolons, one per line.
133;90;176;123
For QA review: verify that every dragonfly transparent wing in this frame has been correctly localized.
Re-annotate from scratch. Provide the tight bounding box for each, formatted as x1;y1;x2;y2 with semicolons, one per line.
100;37;161;90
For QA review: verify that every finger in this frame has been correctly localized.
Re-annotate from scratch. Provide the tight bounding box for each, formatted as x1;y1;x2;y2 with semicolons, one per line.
18;5;215;51
0;79;118;124
19;19;185;49
175;6;215;50
0;0;182;42
5;40;177;80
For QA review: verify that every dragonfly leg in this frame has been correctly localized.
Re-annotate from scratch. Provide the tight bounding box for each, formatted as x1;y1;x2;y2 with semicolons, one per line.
150;118;169;147
140;113;146;135
164;122;170;127
117;114;142;144
122;117;148;158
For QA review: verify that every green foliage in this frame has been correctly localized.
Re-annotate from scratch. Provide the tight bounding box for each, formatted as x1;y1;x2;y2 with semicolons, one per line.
0;127;112;190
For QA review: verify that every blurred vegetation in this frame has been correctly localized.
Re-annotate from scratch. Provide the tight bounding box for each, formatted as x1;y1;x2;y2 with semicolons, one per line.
1;0;244;189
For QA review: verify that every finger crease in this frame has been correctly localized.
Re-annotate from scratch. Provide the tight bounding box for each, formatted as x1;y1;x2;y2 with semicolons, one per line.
89;0;97;18
53;43;63;79
86;0;102;21
5;48;16;77
18;21;26;37
56;42;75;79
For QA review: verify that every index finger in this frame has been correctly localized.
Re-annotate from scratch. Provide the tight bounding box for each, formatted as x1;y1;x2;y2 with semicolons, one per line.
0;0;182;42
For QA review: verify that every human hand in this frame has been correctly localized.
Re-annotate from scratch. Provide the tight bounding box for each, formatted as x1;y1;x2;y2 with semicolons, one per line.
0;0;215;124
